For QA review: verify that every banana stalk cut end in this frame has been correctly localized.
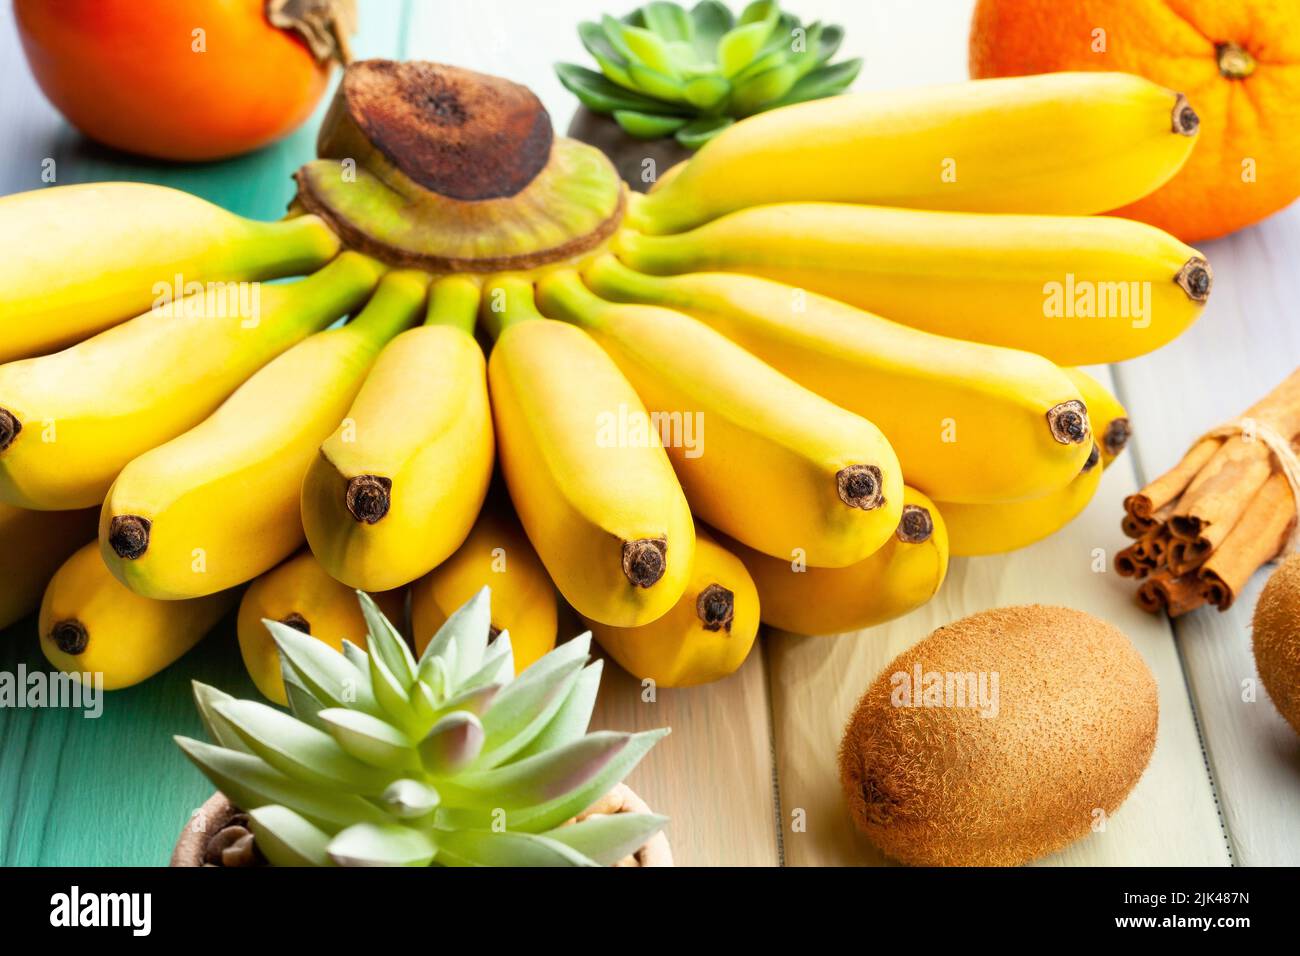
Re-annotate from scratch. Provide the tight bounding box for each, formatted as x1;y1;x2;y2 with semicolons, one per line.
279;612;312;634
896;505;935;544
1046;400;1090;446
1171;93;1200;136
696;584;735;633
50;619;89;655
622;537;667;588
1175;256;1213;302
0;407;21;452
108;515;152;560
836;464;886;511
294;60;626;272
345;474;393;524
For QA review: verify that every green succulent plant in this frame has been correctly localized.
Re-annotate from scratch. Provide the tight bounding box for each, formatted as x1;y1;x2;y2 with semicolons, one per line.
176;588;668;866
556;0;862;149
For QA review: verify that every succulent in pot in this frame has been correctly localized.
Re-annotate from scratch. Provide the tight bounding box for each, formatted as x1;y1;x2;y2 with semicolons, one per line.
173;588;671;866
557;0;861;188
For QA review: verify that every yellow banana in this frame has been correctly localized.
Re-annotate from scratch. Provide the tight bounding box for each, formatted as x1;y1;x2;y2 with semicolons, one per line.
0;503;98;630
100;268;425;600
615;202;1211;365
938;445;1104;557
730;487;948;635
238;549;407;705
484;276;693;627
302;276;494;591
0;182;341;363
410;503;557;675
586;525;759;688
537;270;903;566
0;251;382;510
1064;367;1130;466
40;541;236;690
584;256;1092;503
629;72;1197;234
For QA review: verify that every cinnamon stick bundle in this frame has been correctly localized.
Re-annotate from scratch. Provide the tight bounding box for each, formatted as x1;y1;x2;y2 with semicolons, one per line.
1119;367;1300;618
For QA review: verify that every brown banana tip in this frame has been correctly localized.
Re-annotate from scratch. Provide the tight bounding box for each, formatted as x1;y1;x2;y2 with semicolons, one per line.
1103;418;1132;457
1046;400;1090;445
837;464;885;511
345;475;392;524
1175;256;1212;302
896;504;934;544
622;537;667;588
1215;43;1256;80
696;583;735;633
51;619;89;655
1081;443;1102;473
279;613;311;634
108;515;151;560
0;407;20;452
1172;93;1199;136
488;624;502;641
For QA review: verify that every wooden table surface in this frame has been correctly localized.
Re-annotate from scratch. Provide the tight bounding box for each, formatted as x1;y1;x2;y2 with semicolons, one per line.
1;0;1296;867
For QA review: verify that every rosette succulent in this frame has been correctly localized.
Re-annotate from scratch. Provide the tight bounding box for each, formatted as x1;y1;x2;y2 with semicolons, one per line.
176;588;668;866
556;0;861;148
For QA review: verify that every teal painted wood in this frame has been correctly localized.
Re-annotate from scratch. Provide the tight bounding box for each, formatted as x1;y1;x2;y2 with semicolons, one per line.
0;1;411;866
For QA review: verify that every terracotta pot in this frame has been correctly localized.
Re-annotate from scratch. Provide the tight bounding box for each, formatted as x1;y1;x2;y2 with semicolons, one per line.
566;106;692;193
172;784;673;867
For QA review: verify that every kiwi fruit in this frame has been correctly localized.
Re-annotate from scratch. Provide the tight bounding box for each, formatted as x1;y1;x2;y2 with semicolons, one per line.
1252;553;1300;736
838;605;1157;866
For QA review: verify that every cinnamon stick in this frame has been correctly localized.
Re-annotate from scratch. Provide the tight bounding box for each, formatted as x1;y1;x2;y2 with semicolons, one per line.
1198;471;1297;610
1137;570;1208;617
1125;438;1220;523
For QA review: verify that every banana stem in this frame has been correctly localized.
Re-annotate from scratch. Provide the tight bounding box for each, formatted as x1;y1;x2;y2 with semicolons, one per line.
424;275;481;335
534;269;609;327
583;255;675;305
480;275;545;339
284;251;388;333
346;269;431;343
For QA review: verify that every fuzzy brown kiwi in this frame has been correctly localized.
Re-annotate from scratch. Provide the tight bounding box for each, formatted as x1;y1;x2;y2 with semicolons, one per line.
1252;554;1300;737
838;605;1158;867
293;60;625;272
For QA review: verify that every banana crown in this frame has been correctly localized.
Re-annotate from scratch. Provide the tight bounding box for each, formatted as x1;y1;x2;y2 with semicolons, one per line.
177;587;667;867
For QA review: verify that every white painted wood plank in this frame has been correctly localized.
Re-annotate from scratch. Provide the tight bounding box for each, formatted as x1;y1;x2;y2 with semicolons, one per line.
1113;204;1300;866
404;0;1235;866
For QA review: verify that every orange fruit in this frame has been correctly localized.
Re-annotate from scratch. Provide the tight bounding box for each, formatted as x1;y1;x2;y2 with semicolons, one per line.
970;0;1300;242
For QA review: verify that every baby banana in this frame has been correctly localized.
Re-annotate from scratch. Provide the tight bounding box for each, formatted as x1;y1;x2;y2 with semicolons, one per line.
585;525;759;688
0;182;340;362
939;445;1104;557
1064;367;1130;466
629;72;1198;234
536;270;903;567
238;549;407;705
100;268;426;600
729;488;949;635
0;251;383;510
616;202;1212;365
40;541;236;690
0;503;98;631
303;276;494;591
410;503;557;675
484;276;693;627
584;256;1092;503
